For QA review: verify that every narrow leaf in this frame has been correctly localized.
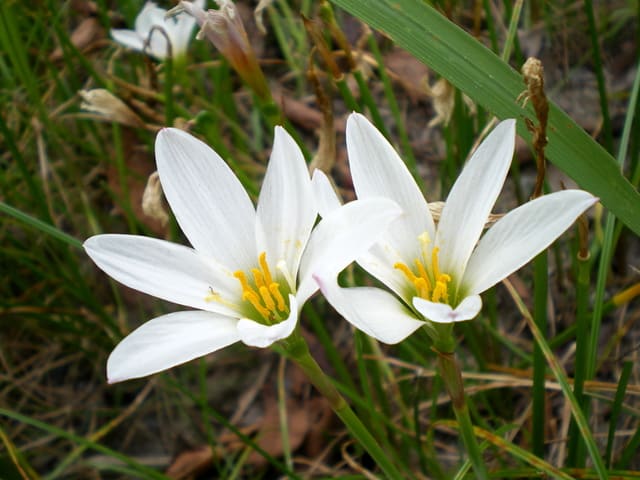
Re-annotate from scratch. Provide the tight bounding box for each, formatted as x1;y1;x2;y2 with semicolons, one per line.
330;0;640;235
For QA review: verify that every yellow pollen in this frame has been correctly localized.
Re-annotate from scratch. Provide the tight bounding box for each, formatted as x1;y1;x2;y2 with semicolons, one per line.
414;259;431;290
394;246;451;304
394;262;418;283
431;247;441;279
251;268;266;288
234;270;251;292
231;252;290;322
243;289;271;319
414;277;430;299
259;285;276;311
269;283;287;312
259;252;273;285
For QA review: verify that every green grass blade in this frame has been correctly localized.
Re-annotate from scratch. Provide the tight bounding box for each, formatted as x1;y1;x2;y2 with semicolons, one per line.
605;360;632;467
441;420;574;480
532;251;548;457
504;280;609;479
1;202;82;249
0;409;170;479
329;0;640;235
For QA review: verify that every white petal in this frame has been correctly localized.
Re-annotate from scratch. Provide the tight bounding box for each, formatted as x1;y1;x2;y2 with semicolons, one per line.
413;295;482;324
297;197;402;305
356;241;414;305
145;29;171;60
84;234;242;316
347;113;435;260
311;169;343;217
256;127;315;282
111;29;145;52
167;0;203;54
237;295;298;347
315;276;424;344
107;311;240;382
135;2;166;37
463;190;597;296
155;128;257;271
436;119;516;286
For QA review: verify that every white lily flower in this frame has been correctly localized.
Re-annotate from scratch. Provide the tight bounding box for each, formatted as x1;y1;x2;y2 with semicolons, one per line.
85;126;401;382
313;113;598;344
111;0;204;60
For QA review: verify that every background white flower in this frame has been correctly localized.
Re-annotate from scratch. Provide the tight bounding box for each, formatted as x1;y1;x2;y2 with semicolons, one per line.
313;113;597;344
85;126;400;382
111;0;205;60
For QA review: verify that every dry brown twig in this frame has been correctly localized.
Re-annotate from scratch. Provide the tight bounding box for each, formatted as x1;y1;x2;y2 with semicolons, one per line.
520;57;549;199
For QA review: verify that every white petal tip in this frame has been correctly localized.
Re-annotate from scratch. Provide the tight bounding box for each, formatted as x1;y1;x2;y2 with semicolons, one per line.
237;296;299;347
413;295;482;324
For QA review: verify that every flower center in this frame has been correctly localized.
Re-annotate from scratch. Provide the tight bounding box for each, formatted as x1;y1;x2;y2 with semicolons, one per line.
394;233;451;304
229;252;290;323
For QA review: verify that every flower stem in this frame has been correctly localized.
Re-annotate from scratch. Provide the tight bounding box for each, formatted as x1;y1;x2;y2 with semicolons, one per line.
281;330;406;479
435;348;489;480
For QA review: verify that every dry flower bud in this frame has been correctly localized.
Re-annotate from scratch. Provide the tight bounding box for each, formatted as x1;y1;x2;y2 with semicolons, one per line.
142;171;170;226
425;78;475;127
79;89;144;128
176;0;270;100
254;0;275;35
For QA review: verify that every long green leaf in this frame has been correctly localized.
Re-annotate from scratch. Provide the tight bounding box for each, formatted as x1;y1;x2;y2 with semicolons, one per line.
330;0;640;235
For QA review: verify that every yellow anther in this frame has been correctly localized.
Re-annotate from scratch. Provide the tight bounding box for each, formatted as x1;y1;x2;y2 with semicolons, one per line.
242;289;270;319
414;259;431;290
431;247;441;279
395;262;418;283
234;271;251;291
418;231;431;246
259;252;274;285
232;252;291;321
259;285;276;311
414;277;430;299
396;246;452;305
432;280;449;303
251;268;266;288
269;283;287;312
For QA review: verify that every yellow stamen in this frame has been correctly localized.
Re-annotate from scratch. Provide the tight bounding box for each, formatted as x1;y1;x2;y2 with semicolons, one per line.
234;271;251;291
414;277;430;299
269;283;287;312
259;285;276;311
414;259;431;291
259;252;274;285
251;268;266;288
243;289;271;319
432;279;449;303
395;245;452;305
431;246;441;279
230;252;290;322
395;262;418;283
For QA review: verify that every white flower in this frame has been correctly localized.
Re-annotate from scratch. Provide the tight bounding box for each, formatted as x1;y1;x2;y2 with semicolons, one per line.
84;126;401;382
313;113;598;344
111;0;204;60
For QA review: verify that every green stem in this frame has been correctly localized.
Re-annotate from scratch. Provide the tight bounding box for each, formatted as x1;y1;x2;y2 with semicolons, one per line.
281;330;406;479
435;348;489;480
567;240;591;467
532;251;548;457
